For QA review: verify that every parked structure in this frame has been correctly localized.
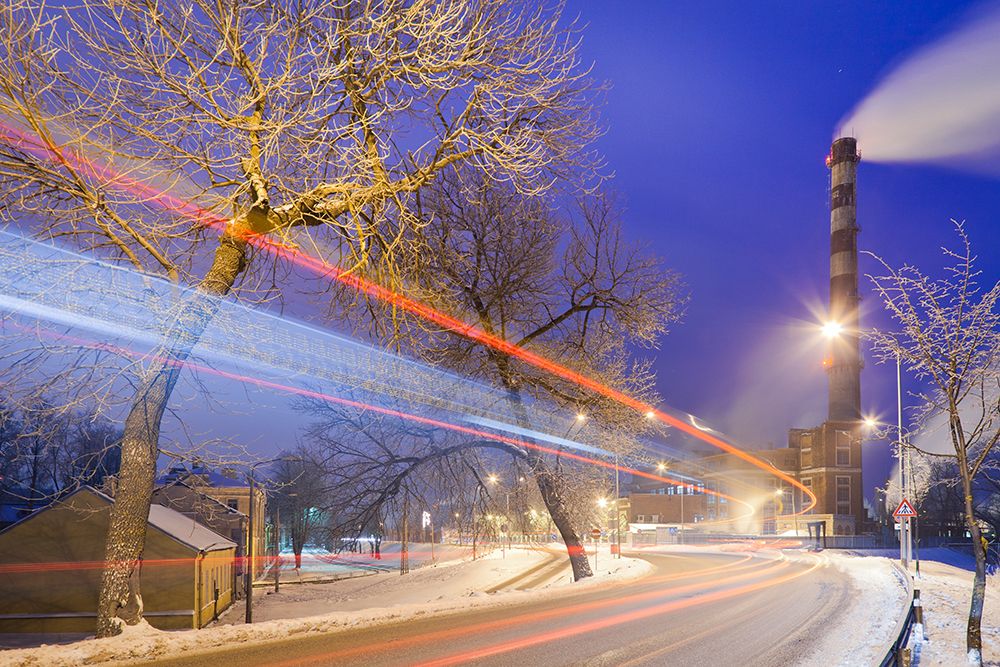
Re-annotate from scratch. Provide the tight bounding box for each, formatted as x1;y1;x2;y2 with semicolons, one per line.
0;486;236;633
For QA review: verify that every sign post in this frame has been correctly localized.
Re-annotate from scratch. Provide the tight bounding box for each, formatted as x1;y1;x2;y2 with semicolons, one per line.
893;499;917;570
590;528;601;572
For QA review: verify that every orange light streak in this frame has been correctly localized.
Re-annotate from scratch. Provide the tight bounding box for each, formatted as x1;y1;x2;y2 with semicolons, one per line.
0;122;816;514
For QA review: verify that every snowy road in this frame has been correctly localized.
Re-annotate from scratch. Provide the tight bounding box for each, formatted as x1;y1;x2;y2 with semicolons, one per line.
145;549;859;667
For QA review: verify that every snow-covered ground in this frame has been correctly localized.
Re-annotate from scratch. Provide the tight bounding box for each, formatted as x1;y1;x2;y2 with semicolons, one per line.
911;560;999;666
630;542;910;666
0;544;651;667
799;552;908;667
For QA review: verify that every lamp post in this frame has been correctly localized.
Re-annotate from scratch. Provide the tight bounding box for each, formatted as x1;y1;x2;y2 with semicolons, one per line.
246;455;300;624
894;351;913;571
824;322;913;570
487;473;510;558
614;452;621;559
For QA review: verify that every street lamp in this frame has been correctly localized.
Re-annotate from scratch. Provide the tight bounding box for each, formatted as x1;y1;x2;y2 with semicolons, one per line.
487;473;511;557
824;320;911;570
245;455;300;624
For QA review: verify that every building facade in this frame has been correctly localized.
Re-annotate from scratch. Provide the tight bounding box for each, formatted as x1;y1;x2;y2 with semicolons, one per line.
0;487;236;633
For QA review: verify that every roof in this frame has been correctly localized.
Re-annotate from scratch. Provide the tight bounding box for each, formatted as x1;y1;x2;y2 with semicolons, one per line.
0;486;236;552
154;479;247;518
157;466;250;489
146;503;237;552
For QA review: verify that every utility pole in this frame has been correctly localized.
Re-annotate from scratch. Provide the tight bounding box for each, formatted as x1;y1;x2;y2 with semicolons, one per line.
273;507;281;593
400;493;410;575
614;452;621;559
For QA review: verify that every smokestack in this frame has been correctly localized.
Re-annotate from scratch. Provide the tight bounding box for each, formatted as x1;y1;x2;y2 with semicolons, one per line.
827;137;861;422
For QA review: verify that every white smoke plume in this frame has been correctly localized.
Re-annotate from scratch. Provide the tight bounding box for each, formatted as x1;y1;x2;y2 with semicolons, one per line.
838;4;1000;172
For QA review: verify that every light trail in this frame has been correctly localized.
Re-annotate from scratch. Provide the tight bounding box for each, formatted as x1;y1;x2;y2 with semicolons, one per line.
12;321;757;520
265;553;776;667
0;122;816;513
414;558;821;667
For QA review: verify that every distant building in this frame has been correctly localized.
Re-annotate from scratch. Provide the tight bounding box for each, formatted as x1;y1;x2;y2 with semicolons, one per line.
158;462;268;577
0;486;236;633
152;479;247;591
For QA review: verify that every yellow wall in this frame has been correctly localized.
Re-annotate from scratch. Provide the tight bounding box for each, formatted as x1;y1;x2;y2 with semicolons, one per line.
0;489;235;633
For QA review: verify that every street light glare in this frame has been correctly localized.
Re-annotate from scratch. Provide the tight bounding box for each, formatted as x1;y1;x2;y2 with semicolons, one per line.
822;321;844;338
597;497;608;508
863;417;878;429
645;410;656;419
656;462;667;472
576;412;587;422
487;474;499;484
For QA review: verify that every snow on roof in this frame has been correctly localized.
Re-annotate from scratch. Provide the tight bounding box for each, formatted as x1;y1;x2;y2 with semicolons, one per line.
147;503;237;552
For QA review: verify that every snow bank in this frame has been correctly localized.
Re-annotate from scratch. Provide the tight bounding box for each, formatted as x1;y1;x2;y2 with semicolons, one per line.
911;561;999;665
0;546;651;667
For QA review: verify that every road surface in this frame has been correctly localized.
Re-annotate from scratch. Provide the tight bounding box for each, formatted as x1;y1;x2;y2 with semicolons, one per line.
148;548;855;667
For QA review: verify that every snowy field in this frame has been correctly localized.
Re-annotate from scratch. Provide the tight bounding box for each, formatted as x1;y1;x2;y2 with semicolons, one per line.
0;544;650;667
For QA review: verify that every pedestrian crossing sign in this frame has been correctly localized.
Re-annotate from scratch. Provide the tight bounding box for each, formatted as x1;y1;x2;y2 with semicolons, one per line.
893;498;917;519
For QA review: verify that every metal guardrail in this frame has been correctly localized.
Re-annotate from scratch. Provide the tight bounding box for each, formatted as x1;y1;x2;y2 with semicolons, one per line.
879;563;917;667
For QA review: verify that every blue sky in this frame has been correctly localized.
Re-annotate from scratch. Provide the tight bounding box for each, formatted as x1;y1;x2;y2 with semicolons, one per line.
568;0;1000;496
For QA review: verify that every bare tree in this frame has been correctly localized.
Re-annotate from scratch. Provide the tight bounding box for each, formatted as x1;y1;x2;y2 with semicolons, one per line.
866;221;1000;665
329;170;685;580
0;0;598;634
269;448;327;569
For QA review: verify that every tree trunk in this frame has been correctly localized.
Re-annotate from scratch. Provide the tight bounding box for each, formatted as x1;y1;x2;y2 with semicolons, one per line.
95;232;248;637
503;384;592;581
527;448;593;580
962;469;986;665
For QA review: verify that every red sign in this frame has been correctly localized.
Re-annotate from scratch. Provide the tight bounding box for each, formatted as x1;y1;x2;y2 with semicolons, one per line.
893;499;917;519
590;528;602;538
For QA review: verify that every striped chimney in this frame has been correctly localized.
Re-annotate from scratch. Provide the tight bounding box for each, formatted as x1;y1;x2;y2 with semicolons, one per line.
827;137;861;422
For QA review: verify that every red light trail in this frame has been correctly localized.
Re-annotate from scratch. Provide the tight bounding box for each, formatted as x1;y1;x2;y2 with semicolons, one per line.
262;554;811;667
11;321;757;521
0;121;816;513
415;558;820;667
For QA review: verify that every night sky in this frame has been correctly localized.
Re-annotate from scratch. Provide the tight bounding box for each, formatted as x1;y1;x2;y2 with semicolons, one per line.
567;0;1000;499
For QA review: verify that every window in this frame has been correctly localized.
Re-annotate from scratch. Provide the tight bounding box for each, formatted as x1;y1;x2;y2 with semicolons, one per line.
836;476;851;515
227;498;239;510
800;432;813;449
801;446;812;468
836;430;851;466
801;478;813;514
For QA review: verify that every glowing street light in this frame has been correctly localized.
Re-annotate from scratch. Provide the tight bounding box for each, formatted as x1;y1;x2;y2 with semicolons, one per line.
822;320;844;338
576;412;587;422
597;497;608;508
645;410;656;420
487;473;499;485
656;462;668;473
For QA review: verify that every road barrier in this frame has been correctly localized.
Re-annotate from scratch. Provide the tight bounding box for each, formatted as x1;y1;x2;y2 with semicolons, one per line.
879;564;917;667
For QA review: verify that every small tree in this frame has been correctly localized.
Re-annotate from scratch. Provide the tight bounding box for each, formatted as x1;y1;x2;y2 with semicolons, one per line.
867;221;1000;665
270;448;326;570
